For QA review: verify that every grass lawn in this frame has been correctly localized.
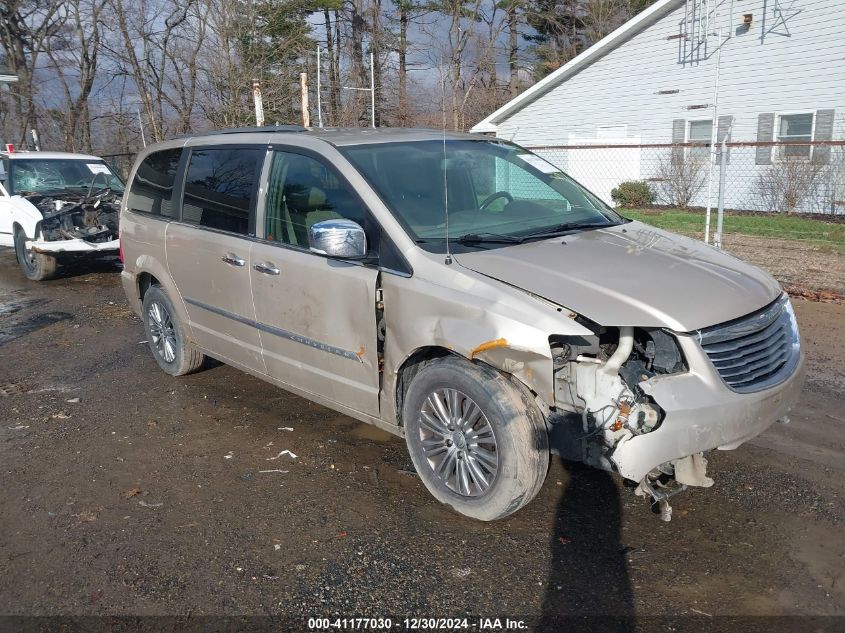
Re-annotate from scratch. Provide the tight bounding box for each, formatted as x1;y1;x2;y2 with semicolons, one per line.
623;209;845;252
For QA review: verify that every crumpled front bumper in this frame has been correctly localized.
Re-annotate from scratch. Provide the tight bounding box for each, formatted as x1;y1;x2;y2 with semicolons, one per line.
610;333;806;482
30;237;119;254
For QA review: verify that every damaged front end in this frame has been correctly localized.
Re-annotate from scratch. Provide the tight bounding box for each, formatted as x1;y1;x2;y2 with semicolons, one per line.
550;325;713;521
28;188;120;248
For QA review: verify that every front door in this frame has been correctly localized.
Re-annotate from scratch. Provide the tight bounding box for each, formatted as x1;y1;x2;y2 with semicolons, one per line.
250;150;380;416
165;146;266;372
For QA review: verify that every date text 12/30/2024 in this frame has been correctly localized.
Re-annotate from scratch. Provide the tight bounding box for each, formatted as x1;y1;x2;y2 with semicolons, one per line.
307;618;528;630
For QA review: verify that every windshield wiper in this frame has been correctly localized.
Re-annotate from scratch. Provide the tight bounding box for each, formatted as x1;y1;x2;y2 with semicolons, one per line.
454;232;524;244
520;221;616;240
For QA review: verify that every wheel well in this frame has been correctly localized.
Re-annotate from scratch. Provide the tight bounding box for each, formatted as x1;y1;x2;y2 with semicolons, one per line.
138;272;159;301
395;346;455;426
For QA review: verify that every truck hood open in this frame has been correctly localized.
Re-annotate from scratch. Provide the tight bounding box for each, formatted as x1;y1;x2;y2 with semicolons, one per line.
454;221;781;332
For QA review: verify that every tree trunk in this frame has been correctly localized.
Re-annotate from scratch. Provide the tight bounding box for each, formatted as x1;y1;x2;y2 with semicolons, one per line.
508;1;519;96
398;1;408;125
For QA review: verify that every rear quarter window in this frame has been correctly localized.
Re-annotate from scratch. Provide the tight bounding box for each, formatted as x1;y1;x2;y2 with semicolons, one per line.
181;147;263;236
127;148;182;217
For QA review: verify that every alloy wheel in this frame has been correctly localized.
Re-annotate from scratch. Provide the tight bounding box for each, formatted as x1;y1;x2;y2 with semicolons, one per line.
418;388;499;497
148;301;177;364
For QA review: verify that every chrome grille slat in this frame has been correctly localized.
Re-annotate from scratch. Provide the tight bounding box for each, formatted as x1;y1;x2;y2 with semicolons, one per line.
718;348;789;380
710;330;788;370
707;331;787;364
696;295;800;394
701;317;785;355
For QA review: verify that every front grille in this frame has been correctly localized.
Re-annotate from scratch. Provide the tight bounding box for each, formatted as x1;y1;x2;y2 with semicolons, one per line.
697;294;800;393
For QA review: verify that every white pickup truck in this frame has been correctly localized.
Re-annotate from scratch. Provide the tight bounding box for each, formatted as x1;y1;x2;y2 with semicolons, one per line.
0;150;123;280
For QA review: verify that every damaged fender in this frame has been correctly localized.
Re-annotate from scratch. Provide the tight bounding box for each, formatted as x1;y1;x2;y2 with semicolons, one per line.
379;262;594;426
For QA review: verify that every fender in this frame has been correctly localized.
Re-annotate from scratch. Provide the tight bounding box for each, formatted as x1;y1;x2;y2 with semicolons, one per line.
380;264;594;426
10;196;44;239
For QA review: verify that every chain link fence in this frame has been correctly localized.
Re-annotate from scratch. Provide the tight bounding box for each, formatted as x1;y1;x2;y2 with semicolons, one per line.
525;140;845;216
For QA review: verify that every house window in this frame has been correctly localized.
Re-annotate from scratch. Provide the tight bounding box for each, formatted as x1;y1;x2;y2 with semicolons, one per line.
687;120;712;160
777;113;814;159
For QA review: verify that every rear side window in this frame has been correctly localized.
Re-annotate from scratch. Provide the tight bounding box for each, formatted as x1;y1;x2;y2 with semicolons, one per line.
181;147;263;236
127;148;182;217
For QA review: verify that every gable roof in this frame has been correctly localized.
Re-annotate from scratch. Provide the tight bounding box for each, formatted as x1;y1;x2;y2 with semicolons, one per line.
471;0;683;133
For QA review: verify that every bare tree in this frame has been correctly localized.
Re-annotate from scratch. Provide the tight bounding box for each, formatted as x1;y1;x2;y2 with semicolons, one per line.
653;150;708;208
0;0;64;145
43;0;107;152
105;0;195;142
753;157;825;214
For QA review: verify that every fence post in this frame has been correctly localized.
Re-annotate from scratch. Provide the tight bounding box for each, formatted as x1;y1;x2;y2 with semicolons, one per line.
714;138;727;249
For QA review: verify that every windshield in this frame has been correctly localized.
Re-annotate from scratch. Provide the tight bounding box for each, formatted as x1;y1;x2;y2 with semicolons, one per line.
341;139;623;251
8;158;125;196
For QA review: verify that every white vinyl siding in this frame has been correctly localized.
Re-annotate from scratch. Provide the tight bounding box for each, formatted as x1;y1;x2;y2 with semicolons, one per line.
488;0;845;210
493;0;845;147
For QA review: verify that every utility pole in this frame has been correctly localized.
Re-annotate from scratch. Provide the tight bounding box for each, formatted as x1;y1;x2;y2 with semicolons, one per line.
316;46;323;128
300;73;310;127
714;136;728;249
704;25;723;245
369;51;375;129
252;79;265;127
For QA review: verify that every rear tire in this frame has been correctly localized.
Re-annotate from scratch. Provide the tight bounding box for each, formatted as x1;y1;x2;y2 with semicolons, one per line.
14;229;57;281
402;356;549;521
142;285;205;376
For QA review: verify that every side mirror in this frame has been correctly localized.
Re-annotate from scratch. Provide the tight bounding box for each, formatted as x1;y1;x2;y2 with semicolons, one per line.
309;219;367;259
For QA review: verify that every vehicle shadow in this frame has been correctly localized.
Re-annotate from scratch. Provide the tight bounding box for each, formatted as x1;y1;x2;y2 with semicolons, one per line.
538;457;635;631
51;254;122;280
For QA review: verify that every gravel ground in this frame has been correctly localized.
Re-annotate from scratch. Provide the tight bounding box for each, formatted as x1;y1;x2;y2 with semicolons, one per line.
708;234;844;295
0;251;843;632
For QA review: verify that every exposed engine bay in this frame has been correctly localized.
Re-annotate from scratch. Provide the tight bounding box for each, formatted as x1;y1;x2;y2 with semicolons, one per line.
26;189;121;243
550;325;713;521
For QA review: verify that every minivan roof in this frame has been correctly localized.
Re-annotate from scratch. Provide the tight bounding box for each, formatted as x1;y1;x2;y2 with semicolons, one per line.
180;126;486;147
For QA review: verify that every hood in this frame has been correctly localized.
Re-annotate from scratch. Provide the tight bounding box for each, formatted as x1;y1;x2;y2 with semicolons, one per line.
454;221;781;331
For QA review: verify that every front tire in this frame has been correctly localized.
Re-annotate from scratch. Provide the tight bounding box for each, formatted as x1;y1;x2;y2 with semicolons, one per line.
142;285;205;376
403;356;549;521
14;229;57;281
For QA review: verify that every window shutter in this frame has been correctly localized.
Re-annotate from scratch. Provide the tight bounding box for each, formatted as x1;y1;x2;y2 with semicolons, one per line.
755;113;774;165
812;109;835;165
672;119;685;163
717;115;733;163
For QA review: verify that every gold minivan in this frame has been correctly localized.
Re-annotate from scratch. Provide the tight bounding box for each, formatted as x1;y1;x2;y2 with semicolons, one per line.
120;127;804;521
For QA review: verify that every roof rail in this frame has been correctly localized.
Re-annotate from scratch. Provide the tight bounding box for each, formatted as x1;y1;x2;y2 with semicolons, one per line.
179;125;306;138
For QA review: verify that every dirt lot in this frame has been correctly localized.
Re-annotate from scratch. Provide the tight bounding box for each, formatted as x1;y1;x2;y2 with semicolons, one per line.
0;251;844;632
720;234;845;296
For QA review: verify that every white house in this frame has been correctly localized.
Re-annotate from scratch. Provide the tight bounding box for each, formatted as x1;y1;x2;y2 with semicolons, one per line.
472;0;845;213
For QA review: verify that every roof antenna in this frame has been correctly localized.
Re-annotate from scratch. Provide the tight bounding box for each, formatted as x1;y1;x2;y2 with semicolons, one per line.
440;58;452;265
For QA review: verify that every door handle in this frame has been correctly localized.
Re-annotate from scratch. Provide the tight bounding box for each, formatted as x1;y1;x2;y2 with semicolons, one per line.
253;262;280;275
221;253;245;267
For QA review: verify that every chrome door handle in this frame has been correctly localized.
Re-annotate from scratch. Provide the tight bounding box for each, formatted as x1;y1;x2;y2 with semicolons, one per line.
221;253;245;267
253;262;280;275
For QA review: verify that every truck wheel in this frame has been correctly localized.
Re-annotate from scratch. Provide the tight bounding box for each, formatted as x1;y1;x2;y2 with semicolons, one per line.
402;356;549;521
142;285;205;376
14;229;57;281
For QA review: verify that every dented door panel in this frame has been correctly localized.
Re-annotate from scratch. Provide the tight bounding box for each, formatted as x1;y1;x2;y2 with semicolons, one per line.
165;223;264;370
250;241;381;417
